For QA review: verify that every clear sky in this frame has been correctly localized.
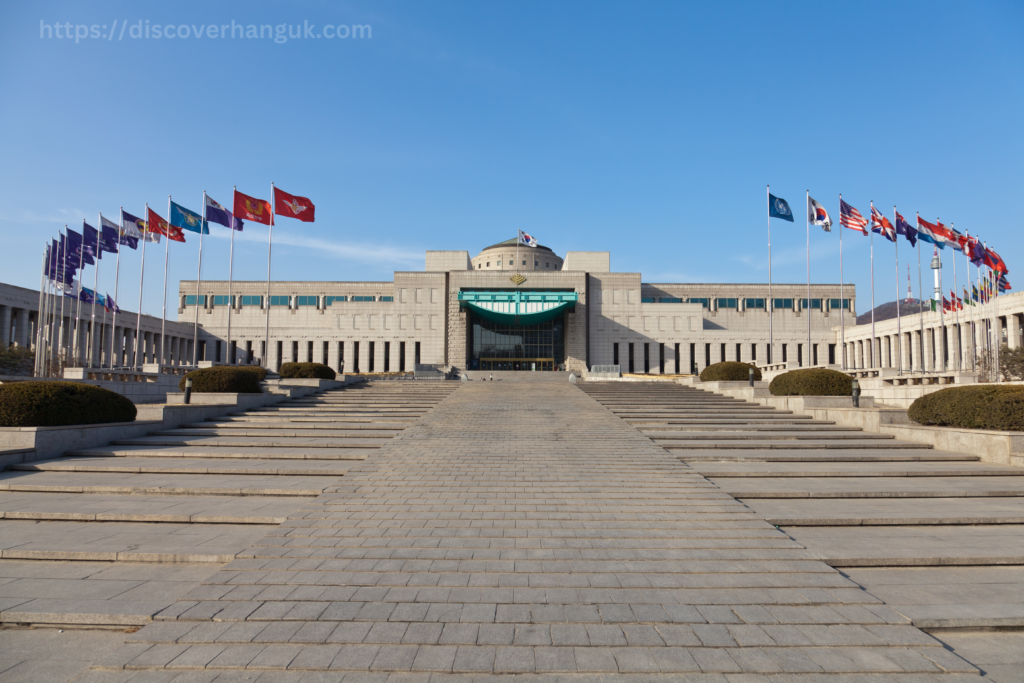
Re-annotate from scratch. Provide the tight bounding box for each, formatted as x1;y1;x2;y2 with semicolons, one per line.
1;1;1021;319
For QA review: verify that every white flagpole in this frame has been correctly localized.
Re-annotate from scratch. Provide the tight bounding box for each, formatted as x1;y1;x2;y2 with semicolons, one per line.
967;233;975;371
869;201;876;368
58;227;68;368
161;196;171;367
109;208;124;368
806;190;810;366
264;184;274;369
88;214;101;368
839;195;845;370
228;188;236;365
936;221;946;372
135;205;149;368
194;192;206;366
767;185;773;365
73;223;86;366
917;214;924;373
951;222;960;370
34;246;47;376
42;245;55;375
894;206;902;375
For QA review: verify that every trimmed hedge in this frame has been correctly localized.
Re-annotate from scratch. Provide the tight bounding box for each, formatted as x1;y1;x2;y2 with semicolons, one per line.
179;367;263;394
699;361;761;382
908;385;1024;431
0;381;137;427
279;362;336;380
769;368;853;396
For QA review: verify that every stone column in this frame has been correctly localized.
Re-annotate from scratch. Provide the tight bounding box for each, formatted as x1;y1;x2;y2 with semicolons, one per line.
15;308;30;347
358;340;370;374
0;305;10;346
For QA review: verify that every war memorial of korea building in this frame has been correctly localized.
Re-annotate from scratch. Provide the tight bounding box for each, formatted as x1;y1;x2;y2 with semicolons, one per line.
178;237;854;375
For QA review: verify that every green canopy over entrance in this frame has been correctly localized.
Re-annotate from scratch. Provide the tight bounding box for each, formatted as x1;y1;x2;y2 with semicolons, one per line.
458;290;578;326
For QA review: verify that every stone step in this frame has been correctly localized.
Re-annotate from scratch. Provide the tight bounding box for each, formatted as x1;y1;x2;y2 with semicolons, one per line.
714;476;1024;498
742;497;1024;526
653;432;887;441
678;450;975;463
13;456;353;476
662;440;927;450
158;429;401;438
65;446;373;460
0;470;336;496
194;421;408;430
0;519;273;563
641;426;862;434
111;437;384;449
689;461;1022;477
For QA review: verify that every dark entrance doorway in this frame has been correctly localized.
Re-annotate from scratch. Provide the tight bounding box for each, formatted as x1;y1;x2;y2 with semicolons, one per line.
467;311;566;371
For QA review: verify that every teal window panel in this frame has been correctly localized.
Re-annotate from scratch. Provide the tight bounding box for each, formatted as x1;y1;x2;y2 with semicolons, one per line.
270;296;290;306
184;295;206;306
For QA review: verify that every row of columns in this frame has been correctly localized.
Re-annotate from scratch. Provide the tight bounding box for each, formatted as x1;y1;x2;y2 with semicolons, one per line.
43;314;194;369
843;313;1022;372
613;341;830;375
214;338;421;374
0;304;34;347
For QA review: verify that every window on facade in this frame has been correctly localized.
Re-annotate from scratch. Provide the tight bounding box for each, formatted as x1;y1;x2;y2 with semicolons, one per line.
486;262;490;267
534;260;538;266
640;297;656;303
240;295;262;306
719;298;738;309
522;260;526;266
773;298;794;309
184;295;207;305
324;296;347;306
829;298;851;309
352;295;375;302
380;296;394;302
801;298;822;309
745;298;766;309
213;295;234;306
690;297;710;308
545;263;549;268
508;261;513;265
661;297;683;303
295;296;318;307
477;264;481;269
270;296;290;306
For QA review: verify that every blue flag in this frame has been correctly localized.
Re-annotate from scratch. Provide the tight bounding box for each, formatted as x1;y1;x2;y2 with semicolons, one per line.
66;229;94;266
83;222;101;260
204;194;243;231
170;200;209;234
768;193;794;222
895;211;917;248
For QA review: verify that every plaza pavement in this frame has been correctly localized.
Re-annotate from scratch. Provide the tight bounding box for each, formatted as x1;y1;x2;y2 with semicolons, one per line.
0;379;1021;681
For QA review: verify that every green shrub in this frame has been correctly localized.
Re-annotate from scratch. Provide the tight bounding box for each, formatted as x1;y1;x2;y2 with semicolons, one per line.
179;367;263;393
0;381;137;427
279;362;337;380
909;385;1024;431
700;361;761;382
769;368;853;396
237;365;268;381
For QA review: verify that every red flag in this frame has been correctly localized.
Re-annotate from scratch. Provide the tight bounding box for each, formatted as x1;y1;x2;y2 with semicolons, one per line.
986;247;1008;274
233;190;273;225
274;187;315;222
147;208;186;243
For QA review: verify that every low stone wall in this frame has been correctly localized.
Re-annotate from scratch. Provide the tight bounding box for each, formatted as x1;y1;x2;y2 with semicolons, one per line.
877;423;1024;467
462;371;571;383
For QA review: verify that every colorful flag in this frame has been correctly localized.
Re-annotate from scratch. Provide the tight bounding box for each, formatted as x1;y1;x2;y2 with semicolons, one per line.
870;206;896;242
916;216;946;249
98;217;121;255
951;290;963;310
170;201;209;234
895;211;917;247
808;196;832;232
83;222;102;260
147;208;186;243
972;283;980;303
998;272;1011;293
986;247;1008;274
233;190;273;225
66;228;95;266
104;293;120;313
839;199;869;235
205;195;243;231
273;187;316;222
948;225;969;253
121;209;155;243
969;238;986;267
518;229;538;247
768;193;794;222
964;286;974;305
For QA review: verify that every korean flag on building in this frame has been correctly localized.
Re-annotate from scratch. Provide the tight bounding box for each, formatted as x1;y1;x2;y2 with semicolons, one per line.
518;229;538;247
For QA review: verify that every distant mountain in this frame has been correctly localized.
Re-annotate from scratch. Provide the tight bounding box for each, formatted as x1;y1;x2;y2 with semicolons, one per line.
857;299;930;325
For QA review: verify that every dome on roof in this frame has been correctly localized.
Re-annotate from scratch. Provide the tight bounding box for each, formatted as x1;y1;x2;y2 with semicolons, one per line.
471;238;563;272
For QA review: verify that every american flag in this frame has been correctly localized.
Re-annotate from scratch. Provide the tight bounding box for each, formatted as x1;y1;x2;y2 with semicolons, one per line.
840;199;869;235
870;205;896;242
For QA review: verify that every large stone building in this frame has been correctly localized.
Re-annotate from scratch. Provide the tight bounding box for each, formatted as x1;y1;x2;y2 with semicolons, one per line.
177;238;855;375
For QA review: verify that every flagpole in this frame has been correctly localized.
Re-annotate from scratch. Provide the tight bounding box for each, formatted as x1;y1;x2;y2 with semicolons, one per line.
161;195;171;367
839;195;845;370
894;206;902;375
806;190;810;366
73;222;86;366
917;214;924;373
135;204;148;368
88;214;101;368
869;201;876;368
34;246;46;376
109;208;124;368
967;232;974;372
58;227;68;369
767;184;773;365
194;191;206;366
951;222;959;370
228;190;236;365
936;221;946;373
264;183;274;369
45;244;55;375
100;288;108;368
41;245;53;375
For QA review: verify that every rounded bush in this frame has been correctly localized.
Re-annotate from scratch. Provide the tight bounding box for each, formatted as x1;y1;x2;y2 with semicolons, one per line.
909;385;1024;431
769;368;853;396
279;362;337;380
239;366;268;382
179;367;263;394
699;362;761;382
0;381;137;427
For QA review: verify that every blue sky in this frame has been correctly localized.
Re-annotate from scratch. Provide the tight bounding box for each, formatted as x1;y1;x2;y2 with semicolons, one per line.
1;1;1021;319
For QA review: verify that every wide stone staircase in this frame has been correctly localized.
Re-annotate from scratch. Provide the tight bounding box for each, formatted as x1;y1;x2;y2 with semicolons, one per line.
0;381;459;629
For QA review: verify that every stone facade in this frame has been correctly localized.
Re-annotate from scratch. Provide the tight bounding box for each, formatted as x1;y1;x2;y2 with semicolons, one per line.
177;239;855;374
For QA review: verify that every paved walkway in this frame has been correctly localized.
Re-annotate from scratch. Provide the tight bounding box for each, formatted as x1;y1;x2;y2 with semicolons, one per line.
88;382;976;679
